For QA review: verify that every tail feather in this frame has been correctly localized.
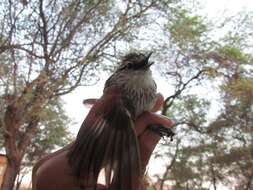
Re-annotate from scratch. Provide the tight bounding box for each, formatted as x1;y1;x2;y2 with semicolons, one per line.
92;119;115;184
68;98;141;190
68;117;107;188
104;118;119;186
122;128;132;189
106;124;124;189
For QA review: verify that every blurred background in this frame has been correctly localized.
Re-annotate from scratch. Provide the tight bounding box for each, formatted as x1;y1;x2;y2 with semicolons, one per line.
0;0;252;189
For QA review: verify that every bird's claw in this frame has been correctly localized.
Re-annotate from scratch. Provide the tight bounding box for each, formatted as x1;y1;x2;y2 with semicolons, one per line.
147;124;175;141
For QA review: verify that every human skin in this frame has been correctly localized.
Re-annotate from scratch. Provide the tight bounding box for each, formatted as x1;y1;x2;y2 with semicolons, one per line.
32;93;173;190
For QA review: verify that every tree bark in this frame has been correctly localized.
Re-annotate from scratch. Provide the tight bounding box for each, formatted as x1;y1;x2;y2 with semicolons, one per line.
1;161;19;190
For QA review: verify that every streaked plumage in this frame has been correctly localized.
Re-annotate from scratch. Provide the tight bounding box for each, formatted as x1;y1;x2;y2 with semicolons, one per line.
68;52;157;190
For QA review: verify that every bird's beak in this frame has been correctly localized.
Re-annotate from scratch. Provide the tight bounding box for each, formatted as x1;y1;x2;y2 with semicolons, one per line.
142;52;154;68
146;52;153;60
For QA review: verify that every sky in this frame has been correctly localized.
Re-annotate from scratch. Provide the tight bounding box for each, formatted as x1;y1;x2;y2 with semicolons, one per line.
201;0;253;17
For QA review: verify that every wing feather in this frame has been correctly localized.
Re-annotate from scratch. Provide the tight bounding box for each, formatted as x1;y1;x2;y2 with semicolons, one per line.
68;97;141;190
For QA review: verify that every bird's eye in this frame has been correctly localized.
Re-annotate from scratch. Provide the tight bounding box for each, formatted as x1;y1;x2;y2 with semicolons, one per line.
127;63;134;69
117;62;134;71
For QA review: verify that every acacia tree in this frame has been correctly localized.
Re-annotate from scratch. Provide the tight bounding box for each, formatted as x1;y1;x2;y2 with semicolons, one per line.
150;5;253;190
0;0;176;189
0;98;73;190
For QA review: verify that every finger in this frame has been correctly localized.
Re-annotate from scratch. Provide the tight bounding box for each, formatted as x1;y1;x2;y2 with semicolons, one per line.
138;130;161;168
97;184;107;190
150;93;164;112
135;112;174;136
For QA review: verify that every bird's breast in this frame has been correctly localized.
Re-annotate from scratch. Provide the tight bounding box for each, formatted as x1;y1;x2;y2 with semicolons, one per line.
122;71;157;116
123;70;154;89
104;70;157;117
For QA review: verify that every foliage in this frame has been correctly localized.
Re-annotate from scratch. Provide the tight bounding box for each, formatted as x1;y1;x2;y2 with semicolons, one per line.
169;8;208;50
150;4;253;190
24;98;73;165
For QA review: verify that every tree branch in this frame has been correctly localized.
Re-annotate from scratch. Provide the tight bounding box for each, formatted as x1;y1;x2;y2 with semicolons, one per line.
49;0;105;57
39;0;50;70
244;171;253;190
210;162;217;190
0;44;45;58
162;69;205;115
158;140;180;190
18;119;39;157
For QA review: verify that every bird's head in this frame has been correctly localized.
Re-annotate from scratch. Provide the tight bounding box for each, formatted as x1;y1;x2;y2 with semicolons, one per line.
117;52;154;72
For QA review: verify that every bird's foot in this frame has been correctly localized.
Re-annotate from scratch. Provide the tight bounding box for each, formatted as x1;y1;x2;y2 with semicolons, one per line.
147;124;175;141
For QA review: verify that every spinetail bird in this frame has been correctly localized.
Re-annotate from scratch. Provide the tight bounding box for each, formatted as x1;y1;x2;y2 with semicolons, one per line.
68;52;174;190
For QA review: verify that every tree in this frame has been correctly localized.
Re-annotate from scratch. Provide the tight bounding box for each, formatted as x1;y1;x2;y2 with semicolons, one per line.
0;97;73;189
0;0;174;189
150;5;253;190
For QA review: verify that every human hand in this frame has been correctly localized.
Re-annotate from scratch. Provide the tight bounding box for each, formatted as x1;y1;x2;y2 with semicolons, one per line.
33;92;173;190
135;93;174;170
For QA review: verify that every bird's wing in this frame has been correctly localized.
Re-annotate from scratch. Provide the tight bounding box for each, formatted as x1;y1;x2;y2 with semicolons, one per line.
68;93;141;190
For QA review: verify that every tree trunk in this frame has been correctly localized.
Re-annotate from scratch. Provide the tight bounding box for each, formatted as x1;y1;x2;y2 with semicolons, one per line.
1;162;19;190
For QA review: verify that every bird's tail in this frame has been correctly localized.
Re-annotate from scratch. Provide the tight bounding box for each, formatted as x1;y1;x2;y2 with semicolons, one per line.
68;97;141;190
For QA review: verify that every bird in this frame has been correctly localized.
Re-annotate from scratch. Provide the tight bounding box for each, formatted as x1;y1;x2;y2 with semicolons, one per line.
67;52;174;190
